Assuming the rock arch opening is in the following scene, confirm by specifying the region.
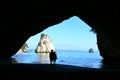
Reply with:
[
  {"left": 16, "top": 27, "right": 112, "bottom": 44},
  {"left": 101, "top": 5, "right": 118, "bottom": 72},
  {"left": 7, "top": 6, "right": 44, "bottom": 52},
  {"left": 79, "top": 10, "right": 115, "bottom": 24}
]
[{"left": 12, "top": 16, "right": 103, "bottom": 68}]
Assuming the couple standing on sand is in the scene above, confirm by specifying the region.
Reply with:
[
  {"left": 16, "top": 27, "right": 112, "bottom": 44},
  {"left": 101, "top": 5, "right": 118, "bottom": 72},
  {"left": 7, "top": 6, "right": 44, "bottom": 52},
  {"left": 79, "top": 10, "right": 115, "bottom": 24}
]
[{"left": 49, "top": 50, "right": 57, "bottom": 64}]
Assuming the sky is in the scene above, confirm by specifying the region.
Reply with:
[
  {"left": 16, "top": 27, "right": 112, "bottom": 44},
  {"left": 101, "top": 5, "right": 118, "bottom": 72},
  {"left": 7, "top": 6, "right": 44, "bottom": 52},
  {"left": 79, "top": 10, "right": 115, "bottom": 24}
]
[{"left": 25, "top": 16, "right": 99, "bottom": 51}]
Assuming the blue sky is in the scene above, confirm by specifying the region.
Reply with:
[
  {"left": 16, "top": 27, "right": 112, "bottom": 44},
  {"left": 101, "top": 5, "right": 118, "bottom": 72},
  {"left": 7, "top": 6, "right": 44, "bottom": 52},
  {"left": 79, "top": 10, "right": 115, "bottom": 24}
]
[{"left": 26, "top": 16, "right": 99, "bottom": 51}]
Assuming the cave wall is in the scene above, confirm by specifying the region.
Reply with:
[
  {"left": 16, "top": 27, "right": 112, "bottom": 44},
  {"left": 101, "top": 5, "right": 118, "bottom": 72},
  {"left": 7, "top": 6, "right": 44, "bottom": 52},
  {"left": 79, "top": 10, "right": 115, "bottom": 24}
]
[{"left": 0, "top": 0, "right": 120, "bottom": 60}]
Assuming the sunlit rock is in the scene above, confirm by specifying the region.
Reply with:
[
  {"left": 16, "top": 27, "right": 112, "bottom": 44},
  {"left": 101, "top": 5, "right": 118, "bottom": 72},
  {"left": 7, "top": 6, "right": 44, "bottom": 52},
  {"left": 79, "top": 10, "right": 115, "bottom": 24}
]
[
  {"left": 17, "top": 43, "right": 29, "bottom": 53},
  {"left": 35, "top": 34, "right": 55, "bottom": 53}
]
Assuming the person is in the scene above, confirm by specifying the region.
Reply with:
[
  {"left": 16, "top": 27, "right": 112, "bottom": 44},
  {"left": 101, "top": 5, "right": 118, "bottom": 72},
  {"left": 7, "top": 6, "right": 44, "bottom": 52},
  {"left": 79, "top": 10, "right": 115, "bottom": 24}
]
[{"left": 49, "top": 50, "right": 57, "bottom": 64}]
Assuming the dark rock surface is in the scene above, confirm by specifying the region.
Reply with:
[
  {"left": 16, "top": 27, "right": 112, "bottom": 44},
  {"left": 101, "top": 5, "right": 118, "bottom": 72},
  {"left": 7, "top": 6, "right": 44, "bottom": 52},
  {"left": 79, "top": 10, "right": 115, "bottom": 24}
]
[
  {"left": 0, "top": 1, "right": 119, "bottom": 60},
  {"left": 0, "top": 1, "right": 120, "bottom": 79}
]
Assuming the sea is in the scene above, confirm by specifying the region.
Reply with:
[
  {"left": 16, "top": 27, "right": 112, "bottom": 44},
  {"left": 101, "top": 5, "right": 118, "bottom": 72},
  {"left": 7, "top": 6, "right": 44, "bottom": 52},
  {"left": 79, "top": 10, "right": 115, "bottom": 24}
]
[{"left": 11, "top": 49, "right": 103, "bottom": 69}]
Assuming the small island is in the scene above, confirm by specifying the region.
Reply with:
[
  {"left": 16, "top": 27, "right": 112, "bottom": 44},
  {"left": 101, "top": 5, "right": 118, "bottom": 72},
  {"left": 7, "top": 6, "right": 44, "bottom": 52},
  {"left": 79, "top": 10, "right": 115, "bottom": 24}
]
[
  {"left": 89, "top": 48, "right": 94, "bottom": 53},
  {"left": 17, "top": 43, "right": 29, "bottom": 53}
]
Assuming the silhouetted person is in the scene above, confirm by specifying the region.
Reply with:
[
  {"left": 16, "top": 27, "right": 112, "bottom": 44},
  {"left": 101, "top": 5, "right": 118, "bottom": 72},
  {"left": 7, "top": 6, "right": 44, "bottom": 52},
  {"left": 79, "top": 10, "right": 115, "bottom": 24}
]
[{"left": 49, "top": 50, "right": 57, "bottom": 64}]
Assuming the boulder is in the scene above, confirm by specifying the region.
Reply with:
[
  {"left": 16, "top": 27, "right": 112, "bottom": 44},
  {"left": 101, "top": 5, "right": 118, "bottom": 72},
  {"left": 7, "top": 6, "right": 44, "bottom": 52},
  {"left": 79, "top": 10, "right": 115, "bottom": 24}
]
[{"left": 89, "top": 48, "right": 94, "bottom": 53}]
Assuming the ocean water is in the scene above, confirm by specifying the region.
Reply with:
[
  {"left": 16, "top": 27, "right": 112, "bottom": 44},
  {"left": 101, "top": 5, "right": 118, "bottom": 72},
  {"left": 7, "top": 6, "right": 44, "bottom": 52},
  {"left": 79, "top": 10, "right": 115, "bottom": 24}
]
[{"left": 12, "top": 49, "right": 103, "bottom": 69}]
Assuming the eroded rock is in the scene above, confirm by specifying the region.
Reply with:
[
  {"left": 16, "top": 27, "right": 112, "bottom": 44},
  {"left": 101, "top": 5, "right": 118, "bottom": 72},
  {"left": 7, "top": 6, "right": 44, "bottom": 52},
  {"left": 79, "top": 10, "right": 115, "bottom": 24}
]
[{"left": 35, "top": 34, "right": 55, "bottom": 53}]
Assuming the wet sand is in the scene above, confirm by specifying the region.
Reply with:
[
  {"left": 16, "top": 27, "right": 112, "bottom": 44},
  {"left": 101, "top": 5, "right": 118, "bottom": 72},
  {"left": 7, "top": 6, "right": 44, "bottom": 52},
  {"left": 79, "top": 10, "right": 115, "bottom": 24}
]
[
  {"left": 1, "top": 52, "right": 120, "bottom": 79},
  {"left": 0, "top": 59, "right": 120, "bottom": 79}
]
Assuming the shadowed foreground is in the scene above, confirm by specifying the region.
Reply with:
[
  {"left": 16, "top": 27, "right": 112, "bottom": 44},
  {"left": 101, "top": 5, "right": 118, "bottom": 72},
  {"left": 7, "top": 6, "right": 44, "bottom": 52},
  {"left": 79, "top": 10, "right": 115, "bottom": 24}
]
[{"left": 0, "top": 62, "right": 120, "bottom": 79}]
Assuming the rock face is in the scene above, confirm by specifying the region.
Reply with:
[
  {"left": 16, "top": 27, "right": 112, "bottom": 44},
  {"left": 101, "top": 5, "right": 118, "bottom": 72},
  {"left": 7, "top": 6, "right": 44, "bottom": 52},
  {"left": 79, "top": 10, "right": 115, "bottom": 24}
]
[
  {"left": 0, "top": 1, "right": 120, "bottom": 62},
  {"left": 35, "top": 34, "right": 55, "bottom": 53}
]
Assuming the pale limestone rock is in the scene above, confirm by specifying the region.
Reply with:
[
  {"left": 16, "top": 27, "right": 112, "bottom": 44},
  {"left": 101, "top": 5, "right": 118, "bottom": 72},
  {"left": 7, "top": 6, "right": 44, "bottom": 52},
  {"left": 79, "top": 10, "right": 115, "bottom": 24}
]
[{"left": 35, "top": 34, "right": 55, "bottom": 53}]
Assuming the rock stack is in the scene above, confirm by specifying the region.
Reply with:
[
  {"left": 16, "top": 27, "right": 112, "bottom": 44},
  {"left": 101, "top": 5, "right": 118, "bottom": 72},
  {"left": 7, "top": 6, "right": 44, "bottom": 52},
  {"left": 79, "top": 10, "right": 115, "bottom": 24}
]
[
  {"left": 89, "top": 48, "right": 94, "bottom": 53},
  {"left": 35, "top": 34, "right": 55, "bottom": 53}
]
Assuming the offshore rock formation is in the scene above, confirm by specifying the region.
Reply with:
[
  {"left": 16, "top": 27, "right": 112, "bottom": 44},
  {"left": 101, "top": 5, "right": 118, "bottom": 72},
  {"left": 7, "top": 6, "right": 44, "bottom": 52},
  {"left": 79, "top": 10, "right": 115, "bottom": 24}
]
[
  {"left": 18, "top": 43, "right": 29, "bottom": 53},
  {"left": 89, "top": 48, "right": 94, "bottom": 53},
  {"left": 35, "top": 34, "right": 55, "bottom": 53}
]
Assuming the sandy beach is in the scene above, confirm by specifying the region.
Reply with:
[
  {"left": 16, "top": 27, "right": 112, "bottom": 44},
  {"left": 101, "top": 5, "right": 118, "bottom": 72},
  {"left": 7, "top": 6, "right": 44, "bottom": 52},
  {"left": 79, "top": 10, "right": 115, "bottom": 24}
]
[
  {"left": 0, "top": 62, "right": 120, "bottom": 79},
  {"left": 3, "top": 51, "right": 119, "bottom": 79}
]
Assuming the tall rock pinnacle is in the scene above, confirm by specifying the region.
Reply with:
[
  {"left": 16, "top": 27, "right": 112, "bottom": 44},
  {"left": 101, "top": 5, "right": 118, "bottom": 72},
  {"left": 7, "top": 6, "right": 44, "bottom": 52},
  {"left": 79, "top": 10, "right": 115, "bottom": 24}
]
[{"left": 35, "top": 34, "right": 55, "bottom": 53}]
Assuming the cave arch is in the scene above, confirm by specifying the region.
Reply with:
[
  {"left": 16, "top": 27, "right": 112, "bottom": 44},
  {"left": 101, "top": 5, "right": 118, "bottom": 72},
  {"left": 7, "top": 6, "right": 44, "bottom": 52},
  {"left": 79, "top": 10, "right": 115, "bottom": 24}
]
[
  {"left": 0, "top": 1, "right": 120, "bottom": 62},
  {"left": 11, "top": 16, "right": 102, "bottom": 69}
]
